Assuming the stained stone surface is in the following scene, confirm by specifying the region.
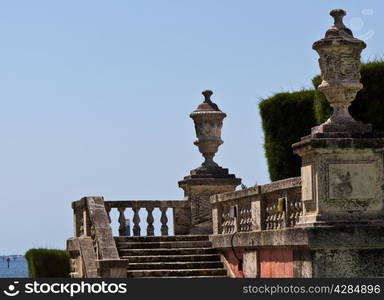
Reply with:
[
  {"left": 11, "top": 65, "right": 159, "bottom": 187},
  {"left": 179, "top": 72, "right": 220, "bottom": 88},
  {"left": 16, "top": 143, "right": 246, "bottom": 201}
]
[
  {"left": 179, "top": 177, "right": 240, "bottom": 234},
  {"left": 210, "top": 224, "right": 384, "bottom": 277},
  {"left": 243, "top": 251, "right": 258, "bottom": 278},
  {"left": 294, "top": 142, "right": 384, "bottom": 224},
  {"left": 313, "top": 249, "right": 384, "bottom": 278},
  {"left": 328, "top": 162, "right": 376, "bottom": 203},
  {"left": 301, "top": 165, "right": 313, "bottom": 202}
]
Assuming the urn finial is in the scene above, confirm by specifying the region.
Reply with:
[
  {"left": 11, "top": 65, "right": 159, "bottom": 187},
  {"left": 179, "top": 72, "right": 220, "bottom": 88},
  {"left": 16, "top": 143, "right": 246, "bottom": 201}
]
[
  {"left": 330, "top": 9, "right": 346, "bottom": 29},
  {"left": 190, "top": 90, "right": 226, "bottom": 170},
  {"left": 202, "top": 90, "right": 213, "bottom": 103},
  {"left": 311, "top": 9, "right": 371, "bottom": 136}
]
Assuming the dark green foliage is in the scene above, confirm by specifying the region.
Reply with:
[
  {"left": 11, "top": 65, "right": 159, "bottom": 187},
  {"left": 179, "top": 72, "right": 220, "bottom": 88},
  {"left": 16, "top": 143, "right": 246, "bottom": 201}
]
[
  {"left": 260, "top": 61, "right": 384, "bottom": 181},
  {"left": 312, "top": 75, "right": 331, "bottom": 125},
  {"left": 25, "top": 248, "right": 70, "bottom": 278},
  {"left": 312, "top": 61, "right": 384, "bottom": 135},
  {"left": 259, "top": 90, "right": 317, "bottom": 181}
]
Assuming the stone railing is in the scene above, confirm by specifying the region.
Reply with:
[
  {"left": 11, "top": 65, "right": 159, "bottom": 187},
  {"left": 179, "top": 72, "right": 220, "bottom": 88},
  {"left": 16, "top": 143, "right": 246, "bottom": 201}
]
[
  {"left": 104, "top": 200, "right": 191, "bottom": 236},
  {"left": 210, "top": 177, "right": 302, "bottom": 234},
  {"left": 67, "top": 197, "right": 129, "bottom": 278},
  {"left": 67, "top": 197, "right": 192, "bottom": 277}
]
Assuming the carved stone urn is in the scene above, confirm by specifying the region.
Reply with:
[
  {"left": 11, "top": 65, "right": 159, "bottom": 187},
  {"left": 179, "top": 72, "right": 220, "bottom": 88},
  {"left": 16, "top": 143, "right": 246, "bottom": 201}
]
[
  {"left": 312, "top": 9, "right": 371, "bottom": 135},
  {"left": 190, "top": 90, "right": 226, "bottom": 170},
  {"left": 293, "top": 9, "right": 384, "bottom": 227},
  {"left": 178, "top": 90, "right": 241, "bottom": 234}
]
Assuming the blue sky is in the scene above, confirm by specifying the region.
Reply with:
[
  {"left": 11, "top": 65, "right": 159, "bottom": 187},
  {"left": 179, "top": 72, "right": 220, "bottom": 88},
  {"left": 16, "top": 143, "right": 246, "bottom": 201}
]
[{"left": 0, "top": 0, "right": 383, "bottom": 255}]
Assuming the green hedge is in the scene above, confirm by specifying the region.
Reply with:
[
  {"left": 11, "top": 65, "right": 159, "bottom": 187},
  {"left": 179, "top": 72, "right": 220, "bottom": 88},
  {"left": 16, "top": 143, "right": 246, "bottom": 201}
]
[
  {"left": 259, "top": 90, "right": 317, "bottom": 181},
  {"left": 260, "top": 61, "right": 384, "bottom": 181},
  {"left": 313, "top": 61, "right": 384, "bottom": 135},
  {"left": 25, "top": 248, "right": 70, "bottom": 278}
]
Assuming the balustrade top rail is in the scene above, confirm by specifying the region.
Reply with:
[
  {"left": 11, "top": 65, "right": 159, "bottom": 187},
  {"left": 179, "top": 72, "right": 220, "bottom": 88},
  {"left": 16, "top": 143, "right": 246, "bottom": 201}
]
[
  {"left": 211, "top": 177, "right": 302, "bottom": 234},
  {"left": 211, "top": 177, "right": 301, "bottom": 205},
  {"left": 104, "top": 200, "right": 189, "bottom": 209}
]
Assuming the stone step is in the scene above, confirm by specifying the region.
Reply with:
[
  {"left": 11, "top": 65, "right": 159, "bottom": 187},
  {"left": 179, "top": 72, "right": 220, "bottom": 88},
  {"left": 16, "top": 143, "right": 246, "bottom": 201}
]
[
  {"left": 117, "top": 240, "right": 211, "bottom": 249},
  {"left": 128, "top": 261, "right": 224, "bottom": 270},
  {"left": 119, "top": 247, "right": 219, "bottom": 256},
  {"left": 123, "top": 254, "right": 221, "bottom": 263},
  {"left": 127, "top": 268, "right": 228, "bottom": 278},
  {"left": 115, "top": 235, "right": 209, "bottom": 242}
]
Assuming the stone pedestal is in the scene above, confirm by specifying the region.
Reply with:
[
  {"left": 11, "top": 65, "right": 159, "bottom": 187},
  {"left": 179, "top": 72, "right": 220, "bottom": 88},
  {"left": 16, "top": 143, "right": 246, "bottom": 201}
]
[
  {"left": 293, "top": 9, "right": 384, "bottom": 227},
  {"left": 293, "top": 136, "right": 384, "bottom": 226},
  {"left": 179, "top": 168, "right": 240, "bottom": 234}
]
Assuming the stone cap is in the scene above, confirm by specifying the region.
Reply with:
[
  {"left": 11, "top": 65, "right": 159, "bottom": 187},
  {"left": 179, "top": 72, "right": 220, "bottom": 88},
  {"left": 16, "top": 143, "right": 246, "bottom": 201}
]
[
  {"left": 190, "top": 165, "right": 235, "bottom": 177},
  {"left": 293, "top": 136, "right": 384, "bottom": 155},
  {"left": 310, "top": 122, "right": 372, "bottom": 138},
  {"left": 313, "top": 9, "right": 366, "bottom": 50},
  {"left": 210, "top": 177, "right": 301, "bottom": 205},
  {"left": 178, "top": 176, "right": 241, "bottom": 188}
]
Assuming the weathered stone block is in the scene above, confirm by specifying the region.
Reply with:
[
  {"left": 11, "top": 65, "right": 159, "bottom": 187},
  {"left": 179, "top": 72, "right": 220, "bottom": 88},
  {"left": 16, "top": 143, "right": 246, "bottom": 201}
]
[
  {"left": 313, "top": 249, "right": 384, "bottom": 277},
  {"left": 243, "top": 251, "right": 258, "bottom": 278},
  {"left": 294, "top": 142, "right": 384, "bottom": 225}
]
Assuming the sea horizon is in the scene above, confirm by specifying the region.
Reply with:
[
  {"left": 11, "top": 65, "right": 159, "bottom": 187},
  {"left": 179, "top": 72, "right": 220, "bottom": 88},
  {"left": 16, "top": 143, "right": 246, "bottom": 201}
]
[{"left": 0, "top": 255, "right": 28, "bottom": 278}]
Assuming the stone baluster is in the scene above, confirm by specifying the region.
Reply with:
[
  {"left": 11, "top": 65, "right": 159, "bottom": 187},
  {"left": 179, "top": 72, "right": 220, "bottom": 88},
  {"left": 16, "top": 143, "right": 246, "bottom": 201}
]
[
  {"left": 132, "top": 207, "right": 141, "bottom": 236},
  {"left": 118, "top": 207, "right": 127, "bottom": 236},
  {"left": 160, "top": 207, "right": 169, "bottom": 236},
  {"left": 211, "top": 202, "right": 223, "bottom": 235},
  {"left": 146, "top": 207, "right": 155, "bottom": 236}
]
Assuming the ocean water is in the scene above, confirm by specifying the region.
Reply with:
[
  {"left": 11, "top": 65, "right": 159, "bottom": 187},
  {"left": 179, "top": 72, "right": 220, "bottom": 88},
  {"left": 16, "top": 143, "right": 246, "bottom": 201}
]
[{"left": 0, "top": 256, "right": 28, "bottom": 278}]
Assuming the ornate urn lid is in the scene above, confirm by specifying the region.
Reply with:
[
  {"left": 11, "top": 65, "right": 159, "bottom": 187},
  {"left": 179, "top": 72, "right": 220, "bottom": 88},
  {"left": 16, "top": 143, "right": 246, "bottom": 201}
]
[
  {"left": 313, "top": 9, "right": 366, "bottom": 50},
  {"left": 190, "top": 90, "right": 226, "bottom": 121}
]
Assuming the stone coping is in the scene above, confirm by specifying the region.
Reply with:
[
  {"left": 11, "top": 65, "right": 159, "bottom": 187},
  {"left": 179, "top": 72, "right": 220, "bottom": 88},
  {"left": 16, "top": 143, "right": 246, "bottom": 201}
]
[
  {"left": 210, "top": 177, "right": 301, "bottom": 204},
  {"left": 210, "top": 225, "right": 384, "bottom": 250},
  {"left": 73, "top": 199, "right": 190, "bottom": 209},
  {"left": 292, "top": 136, "right": 384, "bottom": 153},
  {"left": 72, "top": 197, "right": 88, "bottom": 209},
  {"left": 105, "top": 200, "right": 189, "bottom": 208},
  {"left": 178, "top": 177, "right": 241, "bottom": 186},
  {"left": 210, "top": 228, "right": 309, "bottom": 249}
]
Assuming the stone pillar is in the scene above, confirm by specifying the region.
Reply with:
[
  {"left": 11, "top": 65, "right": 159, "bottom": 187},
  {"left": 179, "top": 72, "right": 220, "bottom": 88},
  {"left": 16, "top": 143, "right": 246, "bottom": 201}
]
[
  {"left": 179, "top": 90, "right": 241, "bottom": 234},
  {"left": 293, "top": 9, "right": 384, "bottom": 226}
]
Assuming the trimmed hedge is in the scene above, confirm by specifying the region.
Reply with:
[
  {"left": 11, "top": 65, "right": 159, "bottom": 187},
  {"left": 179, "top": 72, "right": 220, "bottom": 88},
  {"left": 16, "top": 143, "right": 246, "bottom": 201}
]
[
  {"left": 259, "top": 90, "right": 317, "bottom": 181},
  {"left": 312, "top": 75, "right": 331, "bottom": 125},
  {"left": 25, "top": 248, "right": 70, "bottom": 278},
  {"left": 313, "top": 61, "right": 384, "bottom": 135},
  {"left": 260, "top": 61, "right": 384, "bottom": 181}
]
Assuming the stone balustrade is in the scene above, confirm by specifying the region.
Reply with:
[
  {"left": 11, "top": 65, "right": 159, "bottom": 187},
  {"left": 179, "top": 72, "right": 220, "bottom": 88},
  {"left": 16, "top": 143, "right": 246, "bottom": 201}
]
[
  {"left": 68, "top": 197, "right": 191, "bottom": 277},
  {"left": 68, "top": 197, "right": 129, "bottom": 278},
  {"left": 104, "top": 200, "right": 191, "bottom": 236},
  {"left": 210, "top": 177, "right": 302, "bottom": 235}
]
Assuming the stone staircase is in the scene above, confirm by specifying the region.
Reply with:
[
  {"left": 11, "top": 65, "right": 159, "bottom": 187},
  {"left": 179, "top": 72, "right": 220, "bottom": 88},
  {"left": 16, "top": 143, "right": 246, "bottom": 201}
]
[{"left": 115, "top": 235, "right": 228, "bottom": 278}]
